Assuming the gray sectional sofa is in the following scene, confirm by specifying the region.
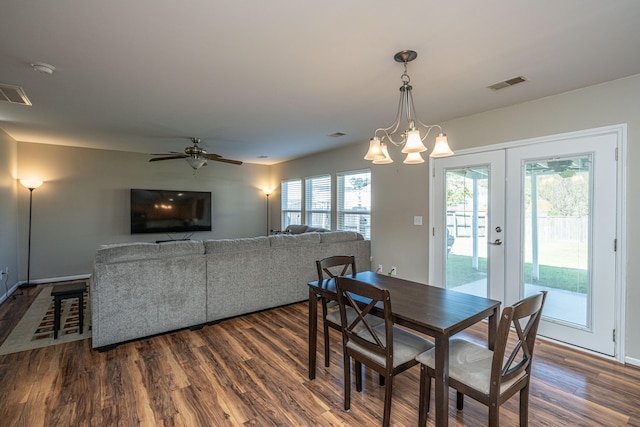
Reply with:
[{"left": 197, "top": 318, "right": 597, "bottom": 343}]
[{"left": 90, "top": 231, "right": 370, "bottom": 349}]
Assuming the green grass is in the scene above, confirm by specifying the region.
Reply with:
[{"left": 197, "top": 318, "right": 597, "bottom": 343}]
[{"left": 446, "top": 254, "right": 588, "bottom": 293}]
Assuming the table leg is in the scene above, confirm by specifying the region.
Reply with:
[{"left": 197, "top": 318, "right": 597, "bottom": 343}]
[
  {"left": 308, "top": 287, "right": 318, "bottom": 380},
  {"left": 78, "top": 293, "right": 84, "bottom": 334},
  {"left": 434, "top": 334, "right": 449, "bottom": 427},
  {"left": 488, "top": 306, "right": 498, "bottom": 350},
  {"left": 53, "top": 296, "right": 61, "bottom": 339}
]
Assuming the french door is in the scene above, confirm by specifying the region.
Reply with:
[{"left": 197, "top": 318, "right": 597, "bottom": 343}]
[{"left": 430, "top": 126, "right": 623, "bottom": 356}]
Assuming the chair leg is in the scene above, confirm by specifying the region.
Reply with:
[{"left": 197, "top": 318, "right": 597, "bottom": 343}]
[
  {"left": 520, "top": 384, "right": 530, "bottom": 426},
  {"left": 343, "top": 354, "right": 351, "bottom": 411},
  {"left": 456, "top": 391, "right": 464, "bottom": 411},
  {"left": 382, "top": 374, "right": 393, "bottom": 427},
  {"left": 418, "top": 364, "right": 431, "bottom": 427},
  {"left": 488, "top": 404, "right": 499, "bottom": 427},
  {"left": 355, "top": 360, "right": 363, "bottom": 392},
  {"left": 321, "top": 300, "right": 330, "bottom": 367}
]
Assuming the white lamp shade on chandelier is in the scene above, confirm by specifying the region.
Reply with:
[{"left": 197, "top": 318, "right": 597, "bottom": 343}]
[{"left": 364, "top": 50, "right": 454, "bottom": 164}]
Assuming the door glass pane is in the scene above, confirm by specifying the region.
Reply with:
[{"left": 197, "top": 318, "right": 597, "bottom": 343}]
[
  {"left": 445, "top": 167, "right": 489, "bottom": 297},
  {"left": 522, "top": 156, "right": 591, "bottom": 327}
]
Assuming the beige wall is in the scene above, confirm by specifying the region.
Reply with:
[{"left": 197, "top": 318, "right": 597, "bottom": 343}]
[
  {"left": 15, "top": 142, "right": 270, "bottom": 281},
  {"left": 273, "top": 74, "right": 640, "bottom": 360},
  {"left": 0, "top": 130, "right": 19, "bottom": 298}
]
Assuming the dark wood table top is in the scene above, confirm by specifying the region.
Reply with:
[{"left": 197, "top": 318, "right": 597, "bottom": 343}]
[{"left": 309, "top": 270, "right": 501, "bottom": 337}]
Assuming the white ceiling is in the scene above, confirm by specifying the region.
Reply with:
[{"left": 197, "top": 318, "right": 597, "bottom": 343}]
[{"left": 2, "top": 1, "right": 640, "bottom": 165}]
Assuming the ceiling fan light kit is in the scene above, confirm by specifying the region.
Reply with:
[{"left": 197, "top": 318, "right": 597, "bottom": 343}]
[{"left": 364, "top": 50, "right": 454, "bottom": 165}]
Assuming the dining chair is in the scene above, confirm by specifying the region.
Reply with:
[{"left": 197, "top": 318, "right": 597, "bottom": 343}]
[
  {"left": 416, "top": 291, "right": 547, "bottom": 427},
  {"left": 315, "top": 255, "right": 383, "bottom": 368},
  {"left": 336, "top": 276, "right": 435, "bottom": 427}
]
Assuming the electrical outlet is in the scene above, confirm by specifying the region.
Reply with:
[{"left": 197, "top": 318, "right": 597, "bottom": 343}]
[
  {"left": 390, "top": 266, "right": 397, "bottom": 276},
  {"left": 377, "top": 264, "right": 383, "bottom": 273}
]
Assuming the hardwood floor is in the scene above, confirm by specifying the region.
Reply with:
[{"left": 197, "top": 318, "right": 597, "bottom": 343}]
[{"left": 1, "top": 290, "right": 640, "bottom": 426}]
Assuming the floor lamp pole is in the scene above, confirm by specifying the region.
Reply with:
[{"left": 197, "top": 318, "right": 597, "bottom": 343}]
[
  {"left": 26, "top": 188, "right": 34, "bottom": 287},
  {"left": 266, "top": 193, "right": 270, "bottom": 235},
  {"left": 19, "top": 179, "right": 42, "bottom": 289}
]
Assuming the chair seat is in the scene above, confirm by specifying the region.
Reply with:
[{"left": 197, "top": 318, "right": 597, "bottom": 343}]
[
  {"left": 415, "top": 338, "right": 526, "bottom": 395},
  {"left": 348, "top": 324, "right": 434, "bottom": 367},
  {"left": 325, "top": 306, "right": 384, "bottom": 332}
]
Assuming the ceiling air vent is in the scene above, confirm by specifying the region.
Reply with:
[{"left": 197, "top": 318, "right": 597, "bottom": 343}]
[
  {"left": 488, "top": 76, "right": 527, "bottom": 91},
  {"left": 0, "top": 83, "right": 32, "bottom": 106}
]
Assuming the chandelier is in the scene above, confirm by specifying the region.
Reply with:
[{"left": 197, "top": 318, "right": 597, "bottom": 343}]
[{"left": 364, "top": 50, "right": 454, "bottom": 164}]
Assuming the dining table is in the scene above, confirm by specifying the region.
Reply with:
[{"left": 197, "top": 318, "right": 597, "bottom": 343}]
[{"left": 307, "top": 270, "right": 501, "bottom": 427}]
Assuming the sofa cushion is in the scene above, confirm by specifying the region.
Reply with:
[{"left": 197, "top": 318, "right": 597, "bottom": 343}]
[
  {"left": 95, "top": 241, "right": 204, "bottom": 263},
  {"left": 204, "top": 236, "right": 270, "bottom": 254},
  {"left": 319, "top": 231, "right": 362, "bottom": 243},
  {"left": 284, "top": 224, "right": 308, "bottom": 234},
  {"left": 95, "top": 242, "right": 159, "bottom": 263},
  {"left": 269, "top": 232, "right": 321, "bottom": 247}
]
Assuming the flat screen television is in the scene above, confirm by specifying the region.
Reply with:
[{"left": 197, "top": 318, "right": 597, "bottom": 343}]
[{"left": 130, "top": 189, "right": 212, "bottom": 234}]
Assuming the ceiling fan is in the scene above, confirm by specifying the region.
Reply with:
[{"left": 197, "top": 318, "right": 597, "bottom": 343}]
[{"left": 149, "top": 137, "right": 243, "bottom": 170}]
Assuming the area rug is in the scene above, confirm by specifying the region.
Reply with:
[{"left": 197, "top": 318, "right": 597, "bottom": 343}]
[{"left": 0, "top": 281, "right": 91, "bottom": 355}]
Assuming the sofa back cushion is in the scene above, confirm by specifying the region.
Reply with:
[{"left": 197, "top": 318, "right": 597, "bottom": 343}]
[
  {"left": 204, "top": 236, "right": 270, "bottom": 254},
  {"left": 269, "top": 232, "right": 321, "bottom": 248},
  {"left": 95, "top": 240, "right": 204, "bottom": 264}
]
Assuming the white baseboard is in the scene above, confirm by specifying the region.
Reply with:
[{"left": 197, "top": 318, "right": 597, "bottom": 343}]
[
  {"left": 2, "top": 274, "right": 92, "bottom": 304},
  {"left": 624, "top": 356, "right": 640, "bottom": 367},
  {"left": 17, "top": 274, "right": 92, "bottom": 287}
]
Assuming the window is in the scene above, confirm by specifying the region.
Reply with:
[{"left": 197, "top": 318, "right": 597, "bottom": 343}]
[
  {"left": 305, "top": 175, "right": 331, "bottom": 229},
  {"left": 337, "top": 170, "right": 371, "bottom": 239},
  {"left": 281, "top": 179, "right": 302, "bottom": 229}
]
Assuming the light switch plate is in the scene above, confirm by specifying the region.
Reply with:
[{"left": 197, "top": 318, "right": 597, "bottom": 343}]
[{"left": 414, "top": 215, "right": 423, "bottom": 226}]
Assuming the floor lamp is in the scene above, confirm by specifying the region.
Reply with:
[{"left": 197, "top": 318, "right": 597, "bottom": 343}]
[
  {"left": 19, "top": 179, "right": 43, "bottom": 289},
  {"left": 263, "top": 189, "right": 271, "bottom": 235}
]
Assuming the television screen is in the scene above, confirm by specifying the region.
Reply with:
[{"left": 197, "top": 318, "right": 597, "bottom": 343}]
[{"left": 130, "top": 189, "right": 212, "bottom": 234}]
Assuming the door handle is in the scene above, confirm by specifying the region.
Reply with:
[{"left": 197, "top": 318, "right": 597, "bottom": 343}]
[{"left": 489, "top": 239, "right": 502, "bottom": 246}]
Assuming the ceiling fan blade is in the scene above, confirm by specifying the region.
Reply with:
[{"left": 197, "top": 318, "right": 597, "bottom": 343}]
[
  {"left": 202, "top": 153, "right": 243, "bottom": 165},
  {"left": 149, "top": 155, "right": 188, "bottom": 162}
]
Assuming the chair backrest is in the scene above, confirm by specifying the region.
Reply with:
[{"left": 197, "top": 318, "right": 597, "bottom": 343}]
[
  {"left": 335, "top": 276, "right": 393, "bottom": 365},
  {"left": 316, "top": 255, "right": 357, "bottom": 286},
  {"left": 491, "top": 291, "right": 547, "bottom": 388}
]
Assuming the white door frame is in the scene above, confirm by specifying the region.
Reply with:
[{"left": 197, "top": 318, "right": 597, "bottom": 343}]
[{"left": 429, "top": 124, "right": 626, "bottom": 362}]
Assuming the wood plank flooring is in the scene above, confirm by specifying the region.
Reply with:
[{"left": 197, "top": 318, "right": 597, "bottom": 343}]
[{"left": 2, "top": 287, "right": 640, "bottom": 426}]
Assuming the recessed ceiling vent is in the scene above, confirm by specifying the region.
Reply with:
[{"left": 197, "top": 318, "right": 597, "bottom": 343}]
[
  {"left": 488, "top": 76, "right": 527, "bottom": 91},
  {"left": 0, "top": 83, "right": 32, "bottom": 106}
]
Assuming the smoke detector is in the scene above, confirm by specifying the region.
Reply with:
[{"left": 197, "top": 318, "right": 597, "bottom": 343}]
[{"left": 31, "top": 62, "right": 56, "bottom": 75}]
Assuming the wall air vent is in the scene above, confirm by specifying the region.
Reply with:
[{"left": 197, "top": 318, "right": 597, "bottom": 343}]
[
  {"left": 488, "top": 76, "right": 527, "bottom": 91},
  {"left": 0, "top": 83, "right": 32, "bottom": 106}
]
